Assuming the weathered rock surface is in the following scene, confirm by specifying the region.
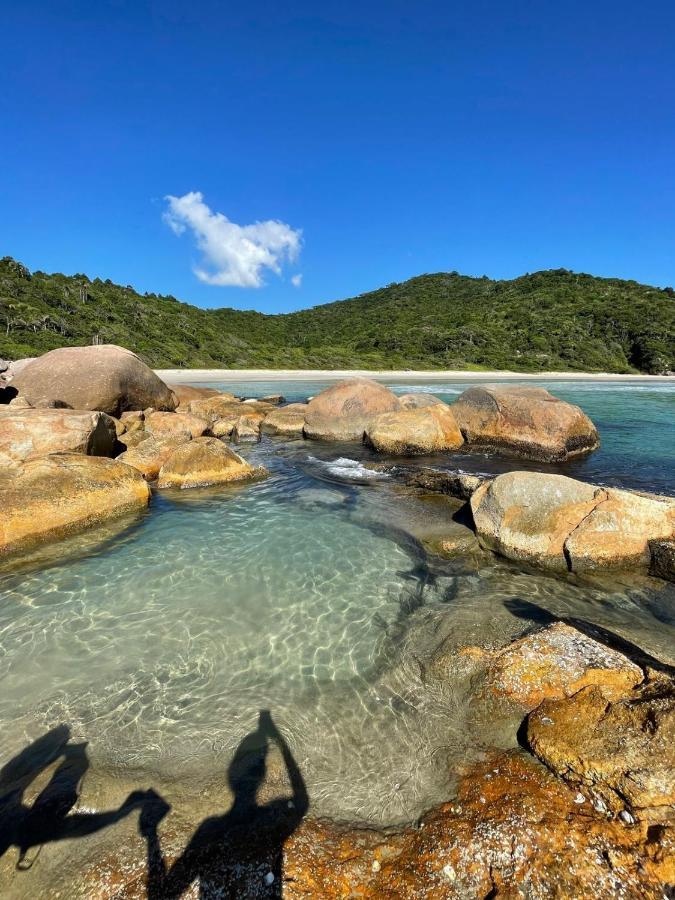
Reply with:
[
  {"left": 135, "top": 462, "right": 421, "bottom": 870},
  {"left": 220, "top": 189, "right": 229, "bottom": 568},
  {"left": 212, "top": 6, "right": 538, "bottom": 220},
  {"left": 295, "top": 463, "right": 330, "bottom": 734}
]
[
  {"left": 231, "top": 415, "right": 262, "bottom": 443},
  {"left": 471, "top": 471, "right": 675, "bottom": 572},
  {"left": 0, "top": 408, "right": 118, "bottom": 466},
  {"left": 116, "top": 435, "right": 188, "bottom": 481},
  {"left": 365, "top": 404, "right": 464, "bottom": 454},
  {"left": 0, "top": 454, "right": 150, "bottom": 556},
  {"left": 12, "top": 345, "right": 177, "bottom": 415},
  {"left": 650, "top": 538, "right": 675, "bottom": 582},
  {"left": 260, "top": 394, "right": 285, "bottom": 405},
  {"left": 89, "top": 752, "right": 673, "bottom": 899},
  {"left": 145, "top": 410, "right": 209, "bottom": 442},
  {"left": 453, "top": 384, "right": 599, "bottom": 461},
  {"left": 187, "top": 395, "right": 244, "bottom": 424},
  {"left": 485, "top": 622, "right": 643, "bottom": 709},
  {"left": 397, "top": 392, "right": 445, "bottom": 409},
  {"left": 304, "top": 378, "right": 400, "bottom": 441},
  {"left": 167, "top": 383, "right": 220, "bottom": 409},
  {"left": 261, "top": 403, "right": 308, "bottom": 436},
  {"left": 157, "top": 437, "right": 267, "bottom": 489},
  {"left": 528, "top": 684, "right": 675, "bottom": 819},
  {"left": 404, "top": 468, "right": 484, "bottom": 500}
]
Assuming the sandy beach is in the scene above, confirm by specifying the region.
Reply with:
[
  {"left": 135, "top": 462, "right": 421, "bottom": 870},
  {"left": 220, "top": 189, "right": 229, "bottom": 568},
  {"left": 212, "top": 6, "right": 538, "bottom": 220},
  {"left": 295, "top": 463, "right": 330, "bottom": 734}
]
[{"left": 157, "top": 368, "right": 675, "bottom": 384}]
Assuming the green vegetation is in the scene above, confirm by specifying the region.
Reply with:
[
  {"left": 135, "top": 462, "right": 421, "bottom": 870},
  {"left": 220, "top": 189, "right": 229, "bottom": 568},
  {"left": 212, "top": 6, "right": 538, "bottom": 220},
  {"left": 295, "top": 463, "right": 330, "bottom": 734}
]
[{"left": 1, "top": 257, "right": 673, "bottom": 373}]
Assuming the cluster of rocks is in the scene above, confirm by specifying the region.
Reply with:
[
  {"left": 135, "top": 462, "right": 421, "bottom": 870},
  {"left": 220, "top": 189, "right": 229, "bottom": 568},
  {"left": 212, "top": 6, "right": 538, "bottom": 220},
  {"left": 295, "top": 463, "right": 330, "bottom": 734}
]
[{"left": 0, "top": 345, "right": 268, "bottom": 557}]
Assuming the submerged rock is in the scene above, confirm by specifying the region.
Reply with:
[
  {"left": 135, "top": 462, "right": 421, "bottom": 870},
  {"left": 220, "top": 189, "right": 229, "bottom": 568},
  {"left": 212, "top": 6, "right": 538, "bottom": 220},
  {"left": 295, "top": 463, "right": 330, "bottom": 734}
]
[
  {"left": 452, "top": 384, "right": 599, "bottom": 462},
  {"left": 528, "top": 684, "right": 675, "bottom": 819},
  {"left": 365, "top": 404, "right": 464, "bottom": 454},
  {"left": 0, "top": 408, "right": 118, "bottom": 466},
  {"left": 304, "top": 378, "right": 400, "bottom": 441},
  {"left": 471, "top": 471, "right": 675, "bottom": 573},
  {"left": 485, "top": 622, "right": 643, "bottom": 709},
  {"left": 157, "top": 437, "right": 267, "bottom": 489},
  {"left": 12, "top": 345, "right": 177, "bottom": 416},
  {"left": 0, "top": 454, "right": 150, "bottom": 556},
  {"left": 261, "top": 403, "right": 308, "bottom": 437}
]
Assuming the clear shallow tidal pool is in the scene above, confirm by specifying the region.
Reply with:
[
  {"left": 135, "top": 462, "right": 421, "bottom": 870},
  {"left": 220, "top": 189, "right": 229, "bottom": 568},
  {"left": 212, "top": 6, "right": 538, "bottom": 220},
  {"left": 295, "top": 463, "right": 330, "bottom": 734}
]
[{"left": 0, "top": 378, "right": 674, "bottom": 827}]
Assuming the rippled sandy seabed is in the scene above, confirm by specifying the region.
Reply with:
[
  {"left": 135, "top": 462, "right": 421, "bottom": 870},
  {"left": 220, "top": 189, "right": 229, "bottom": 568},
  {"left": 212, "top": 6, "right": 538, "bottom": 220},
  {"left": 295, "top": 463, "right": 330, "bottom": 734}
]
[{"left": 0, "top": 379, "right": 674, "bottom": 894}]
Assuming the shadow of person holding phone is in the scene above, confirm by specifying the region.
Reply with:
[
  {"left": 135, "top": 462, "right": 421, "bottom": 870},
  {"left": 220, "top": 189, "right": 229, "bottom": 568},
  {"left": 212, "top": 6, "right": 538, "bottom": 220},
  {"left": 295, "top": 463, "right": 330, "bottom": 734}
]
[{"left": 140, "top": 710, "right": 309, "bottom": 898}]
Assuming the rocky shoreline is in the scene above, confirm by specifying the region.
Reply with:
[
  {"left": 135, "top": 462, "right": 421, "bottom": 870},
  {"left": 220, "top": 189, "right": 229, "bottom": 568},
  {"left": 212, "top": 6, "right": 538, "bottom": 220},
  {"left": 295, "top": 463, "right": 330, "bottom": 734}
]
[{"left": 0, "top": 344, "right": 673, "bottom": 897}]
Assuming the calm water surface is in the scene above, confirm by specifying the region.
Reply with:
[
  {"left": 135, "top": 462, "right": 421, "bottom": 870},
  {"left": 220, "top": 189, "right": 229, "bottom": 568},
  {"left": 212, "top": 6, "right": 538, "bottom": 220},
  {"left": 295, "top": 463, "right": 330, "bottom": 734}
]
[{"left": 0, "top": 378, "right": 673, "bottom": 827}]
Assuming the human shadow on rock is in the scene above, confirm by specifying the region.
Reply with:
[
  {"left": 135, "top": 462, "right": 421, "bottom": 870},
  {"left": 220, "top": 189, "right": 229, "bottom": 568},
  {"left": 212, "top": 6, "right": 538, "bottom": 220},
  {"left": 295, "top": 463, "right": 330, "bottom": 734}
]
[
  {"left": 140, "top": 709, "right": 309, "bottom": 899},
  {"left": 0, "top": 724, "right": 145, "bottom": 869}
]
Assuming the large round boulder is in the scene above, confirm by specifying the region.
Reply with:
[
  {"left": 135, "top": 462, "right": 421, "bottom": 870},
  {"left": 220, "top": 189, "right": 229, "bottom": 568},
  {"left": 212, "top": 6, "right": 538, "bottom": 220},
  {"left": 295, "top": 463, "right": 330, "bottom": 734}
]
[
  {"left": 0, "top": 454, "right": 150, "bottom": 556},
  {"left": 303, "top": 378, "right": 400, "bottom": 441},
  {"left": 471, "top": 472, "right": 675, "bottom": 573},
  {"left": 0, "top": 408, "right": 118, "bottom": 466},
  {"left": 452, "top": 385, "right": 599, "bottom": 462},
  {"left": 145, "top": 410, "right": 209, "bottom": 442},
  {"left": 157, "top": 437, "right": 267, "bottom": 489},
  {"left": 397, "top": 392, "right": 445, "bottom": 409},
  {"left": 116, "top": 435, "right": 189, "bottom": 481},
  {"left": 365, "top": 404, "right": 464, "bottom": 454},
  {"left": 12, "top": 345, "right": 177, "bottom": 416}
]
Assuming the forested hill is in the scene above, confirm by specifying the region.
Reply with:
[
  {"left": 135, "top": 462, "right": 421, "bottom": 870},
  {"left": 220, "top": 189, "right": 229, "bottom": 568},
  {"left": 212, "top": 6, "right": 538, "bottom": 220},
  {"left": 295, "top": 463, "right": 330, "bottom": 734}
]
[{"left": 1, "top": 256, "right": 673, "bottom": 373}]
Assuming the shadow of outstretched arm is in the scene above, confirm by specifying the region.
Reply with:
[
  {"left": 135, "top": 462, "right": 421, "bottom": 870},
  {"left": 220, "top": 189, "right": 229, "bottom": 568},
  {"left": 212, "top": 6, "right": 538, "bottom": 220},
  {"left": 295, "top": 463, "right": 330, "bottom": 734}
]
[{"left": 259, "top": 710, "right": 309, "bottom": 818}]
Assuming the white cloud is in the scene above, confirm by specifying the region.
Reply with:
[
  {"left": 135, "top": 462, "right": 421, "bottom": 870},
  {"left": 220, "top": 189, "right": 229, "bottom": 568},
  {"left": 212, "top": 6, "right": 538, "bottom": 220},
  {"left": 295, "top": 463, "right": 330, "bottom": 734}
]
[
  {"left": 291, "top": 273, "right": 303, "bottom": 288},
  {"left": 163, "top": 191, "right": 302, "bottom": 288}
]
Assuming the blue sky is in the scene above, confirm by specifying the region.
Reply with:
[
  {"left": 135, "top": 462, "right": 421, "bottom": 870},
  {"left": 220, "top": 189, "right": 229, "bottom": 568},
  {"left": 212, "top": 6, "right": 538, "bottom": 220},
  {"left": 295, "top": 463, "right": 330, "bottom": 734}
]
[{"left": 2, "top": 0, "right": 674, "bottom": 312}]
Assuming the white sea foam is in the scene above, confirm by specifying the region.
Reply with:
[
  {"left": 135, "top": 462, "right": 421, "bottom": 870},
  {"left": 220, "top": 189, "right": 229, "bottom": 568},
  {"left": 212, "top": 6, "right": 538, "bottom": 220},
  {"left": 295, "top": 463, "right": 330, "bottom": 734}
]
[{"left": 307, "top": 456, "right": 391, "bottom": 481}]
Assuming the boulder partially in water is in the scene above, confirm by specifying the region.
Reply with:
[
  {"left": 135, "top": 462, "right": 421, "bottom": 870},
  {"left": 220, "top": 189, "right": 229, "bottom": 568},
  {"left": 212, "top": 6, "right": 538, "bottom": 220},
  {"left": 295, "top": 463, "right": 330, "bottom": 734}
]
[
  {"left": 365, "top": 404, "right": 464, "bottom": 454},
  {"left": 157, "top": 437, "right": 267, "bottom": 489},
  {"left": 0, "top": 408, "right": 118, "bottom": 466},
  {"left": 452, "top": 385, "right": 599, "bottom": 461},
  {"left": 261, "top": 403, "right": 309, "bottom": 436},
  {"left": 528, "top": 684, "right": 675, "bottom": 819},
  {"left": 0, "top": 454, "right": 150, "bottom": 556},
  {"left": 485, "top": 622, "right": 643, "bottom": 709},
  {"left": 650, "top": 538, "right": 675, "bottom": 583},
  {"left": 116, "top": 434, "right": 189, "bottom": 481},
  {"left": 304, "top": 378, "right": 400, "bottom": 441},
  {"left": 471, "top": 471, "right": 675, "bottom": 573},
  {"left": 12, "top": 345, "right": 177, "bottom": 415}
]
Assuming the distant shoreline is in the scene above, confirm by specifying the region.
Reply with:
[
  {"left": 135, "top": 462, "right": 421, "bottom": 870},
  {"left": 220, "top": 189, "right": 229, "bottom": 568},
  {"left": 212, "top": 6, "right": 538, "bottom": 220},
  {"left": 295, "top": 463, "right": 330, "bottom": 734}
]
[{"left": 157, "top": 368, "right": 674, "bottom": 384}]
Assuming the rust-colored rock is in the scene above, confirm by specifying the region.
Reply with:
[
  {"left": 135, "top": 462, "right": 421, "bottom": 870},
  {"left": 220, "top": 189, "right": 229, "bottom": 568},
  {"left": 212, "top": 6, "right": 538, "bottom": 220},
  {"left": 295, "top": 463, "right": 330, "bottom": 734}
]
[
  {"left": 157, "top": 437, "right": 267, "bottom": 489},
  {"left": 0, "top": 454, "right": 150, "bottom": 556},
  {"left": 304, "top": 378, "right": 400, "bottom": 441},
  {"left": 187, "top": 395, "right": 244, "bottom": 424},
  {"left": 485, "top": 622, "right": 643, "bottom": 709},
  {"left": 12, "top": 345, "right": 177, "bottom": 415},
  {"left": 145, "top": 410, "right": 209, "bottom": 442},
  {"left": 261, "top": 403, "right": 308, "bottom": 437},
  {"left": 231, "top": 415, "right": 262, "bottom": 443},
  {"left": 116, "top": 435, "right": 188, "bottom": 481},
  {"left": 453, "top": 384, "right": 599, "bottom": 461},
  {"left": 365, "top": 403, "right": 464, "bottom": 454},
  {"left": 0, "top": 408, "right": 118, "bottom": 466},
  {"left": 528, "top": 684, "right": 675, "bottom": 819}
]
